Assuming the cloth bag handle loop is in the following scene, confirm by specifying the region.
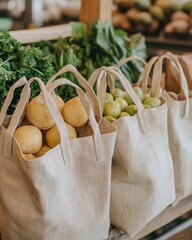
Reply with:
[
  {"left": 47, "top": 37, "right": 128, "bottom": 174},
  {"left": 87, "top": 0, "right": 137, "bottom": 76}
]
[
  {"left": 116, "top": 55, "right": 147, "bottom": 68},
  {"left": 46, "top": 77, "right": 104, "bottom": 163},
  {"left": 151, "top": 52, "right": 189, "bottom": 117},
  {"left": 139, "top": 56, "right": 159, "bottom": 93},
  {"left": 0, "top": 77, "right": 27, "bottom": 127},
  {"left": 46, "top": 64, "right": 102, "bottom": 124}
]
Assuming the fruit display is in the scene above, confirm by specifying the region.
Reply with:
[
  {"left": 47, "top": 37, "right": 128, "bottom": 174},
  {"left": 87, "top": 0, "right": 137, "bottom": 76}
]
[
  {"left": 113, "top": 0, "right": 192, "bottom": 37},
  {"left": 102, "top": 86, "right": 162, "bottom": 122},
  {"left": 13, "top": 94, "right": 89, "bottom": 160}
]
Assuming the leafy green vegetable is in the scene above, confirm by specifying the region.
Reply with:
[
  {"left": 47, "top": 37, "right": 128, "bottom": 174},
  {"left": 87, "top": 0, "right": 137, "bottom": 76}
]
[
  {"left": 35, "top": 21, "right": 147, "bottom": 101},
  {"left": 0, "top": 32, "right": 55, "bottom": 113},
  {"left": 0, "top": 21, "right": 147, "bottom": 113}
]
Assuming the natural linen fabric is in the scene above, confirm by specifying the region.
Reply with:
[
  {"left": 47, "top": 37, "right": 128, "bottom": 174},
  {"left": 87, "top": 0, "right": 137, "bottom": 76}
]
[
  {"left": 88, "top": 66, "right": 175, "bottom": 237},
  {"left": 0, "top": 74, "right": 117, "bottom": 240},
  {"left": 151, "top": 52, "right": 192, "bottom": 205}
]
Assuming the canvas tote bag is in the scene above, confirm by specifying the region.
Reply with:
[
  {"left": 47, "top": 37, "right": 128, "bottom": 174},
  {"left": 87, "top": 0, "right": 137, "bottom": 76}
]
[
  {"left": 0, "top": 76, "right": 27, "bottom": 240},
  {"left": 0, "top": 74, "right": 117, "bottom": 240},
  {"left": 88, "top": 65, "right": 175, "bottom": 237},
  {"left": 151, "top": 52, "right": 192, "bottom": 205}
]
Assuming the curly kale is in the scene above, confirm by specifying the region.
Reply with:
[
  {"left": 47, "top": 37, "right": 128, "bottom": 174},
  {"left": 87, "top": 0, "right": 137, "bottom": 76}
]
[{"left": 0, "top": 32, "right": 55, "bottom": 113}]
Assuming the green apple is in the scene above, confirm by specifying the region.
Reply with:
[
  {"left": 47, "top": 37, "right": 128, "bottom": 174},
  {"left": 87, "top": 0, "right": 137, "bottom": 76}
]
[
  {"left": 124, "top": 93, "right": 134, "bottom": 105},
  {"left": 119, "top": 112, "right": 130, "bottom": 118},
  {"left": 112, "top": 88, "right": 124, "bottom": 99},
  {"left": 125, "top": 105, "right": 137, "bottom": 116},
  {"left": 103, "top": 101, "right": 121, "bottom": 118},
  {"left": 105, "top": 93, "right": 114, "bottom": 103},
  {"left": 143, "top": 104, "right": 151, "bottom": 109},
  {"left": 133, "top": 86, "right": 144, "bottom": 101},
  {"left": 103, "top": 116, "right": 116, "bottom": 123},
  {"left": 143, "top": 97, "right": 161, "bottom": 108},
  {"left": 115, "top": 98, "right": 128, "bottom": 111},
  {"left": 142, "top": 93, "right": 150, "bottom": 102}
]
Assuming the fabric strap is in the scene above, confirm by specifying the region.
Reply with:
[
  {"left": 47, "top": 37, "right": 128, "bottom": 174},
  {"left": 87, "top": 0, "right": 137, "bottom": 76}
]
[
  {"left": 151, "top": 52, "right": 189, "bottom": 117},
  {"left": 46, "top": 64, "right": 102, "bottom": 124},
  {"left": 0, "top": 77, "right": 27, "bottom": 126}
]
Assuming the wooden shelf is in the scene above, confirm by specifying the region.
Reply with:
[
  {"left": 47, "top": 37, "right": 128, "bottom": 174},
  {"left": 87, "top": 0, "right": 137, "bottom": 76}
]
[
  {"left": 10, "top": 23, "right": 72, "bottom": 44},
  {"left": 146, "top": 36, "right": 192, "bottom": 57},
  {"left": 107, "top": 195, "right": 192, "bottom": 240}
]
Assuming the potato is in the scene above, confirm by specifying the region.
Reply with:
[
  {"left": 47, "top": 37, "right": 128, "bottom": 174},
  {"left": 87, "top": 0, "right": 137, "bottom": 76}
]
[
  {"left": 35, "top": 144, "right": 51, "bottom": 157},
  {"left": 126, "top": 8, "right": 140, "bottom": 22},
  {"left": 26, "top": 94, "right": 64, "bottom": 130},
  {"left": 62, "top": 97, "right": 88, "bottom": 128},
  {"left": 113, "top": 12, "right": 127, "bottom": 27},
  {"left": 75, "top": 122, "right": 94, "bottom": 138},
  {"left": 45, "top": 123, "right": 77, "bottom": 148},
  {"left": 14, "top": 125, "right": 42, "bottom": 154},
  {"left": 168, "top": 92, "right": 178, "bottom": 100},
  {"left": 172, "top": 19, "right": 190, "bottom": 34},
  {"left": 164, "top": 22, "right": 175, "bottom": 33},
  {"left": 171, "top": 11, "right": 189, "bottom": 21},
  {"left": 23, "top": 153, "right": 36, "bottom": 160}
]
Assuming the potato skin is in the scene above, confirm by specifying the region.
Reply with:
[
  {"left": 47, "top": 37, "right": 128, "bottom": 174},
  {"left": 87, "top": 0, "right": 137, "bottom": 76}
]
[
  {"left": 62, "top": 97, "right": 88, "bottom": 128},
  {"left": 14, "top": 125, "right": 42, "bottom": 154}
]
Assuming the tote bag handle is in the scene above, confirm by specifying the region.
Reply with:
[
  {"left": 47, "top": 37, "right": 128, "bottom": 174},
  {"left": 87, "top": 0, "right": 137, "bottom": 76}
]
[
  {"left": 88, "top": 56, "right": 147, "bottom": 110},
  {"left": 151, "top": 52, "right": 189, "bottom": 117},
  {"left": 46, "top": 64, "right": 102, "bottom": 124},
  {"left": 0, "top": 77, "right": 27, "bottom": 127}
]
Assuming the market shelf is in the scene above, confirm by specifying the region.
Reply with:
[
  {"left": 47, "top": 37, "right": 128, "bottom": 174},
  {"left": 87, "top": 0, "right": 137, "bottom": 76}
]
[
  {"left": 10, "top": 23, "right": 72, "bottom": 44},
  {"left": 146, "top": 35, "right": 192, "bottom": 58}
]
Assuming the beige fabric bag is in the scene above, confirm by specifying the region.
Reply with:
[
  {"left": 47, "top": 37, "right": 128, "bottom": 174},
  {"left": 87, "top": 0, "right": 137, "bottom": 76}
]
[
  {"left": 0, "top": 71, "right": 117, "bottom": 240},
  {"left": 88, "top": 65, "right": 175, "bottom": 237},
  {"left": 151, "top": 52, "right": 192, "bottom": 205}
]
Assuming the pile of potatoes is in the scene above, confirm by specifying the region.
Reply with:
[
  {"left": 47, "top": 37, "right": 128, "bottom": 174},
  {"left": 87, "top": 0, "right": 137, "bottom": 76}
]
[
  {"left": 14, "top": 94, "right": 91, "bottom": 160},
  {"left": 113, "top": 0, "right": 192, "bottom": 36},
  {"left": 164, "top": 10, "right": 192, "bottom": 35}
]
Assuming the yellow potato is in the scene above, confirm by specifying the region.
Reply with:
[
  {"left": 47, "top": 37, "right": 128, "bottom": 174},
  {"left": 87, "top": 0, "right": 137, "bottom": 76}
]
[
  {"left": 45, "top": 123, "right": 77, "bottom": 148},
  {"left": 26, "top": 94, "right": 64, "bottom": 130},
  {"left": 14, "top": 125, "right": 42, "bottom": 154},
  {"left": 62, "top": 97, "right": 88, "bottom": 128},
  {"left": 35, "top": 144, "right": 51, "bottom": 157}
]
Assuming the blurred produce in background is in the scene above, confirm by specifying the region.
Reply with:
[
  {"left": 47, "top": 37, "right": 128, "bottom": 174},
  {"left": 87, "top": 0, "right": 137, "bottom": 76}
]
[
  {"left": 0, "top": 0, "right": 80, "bottom": 30},
  {"left": 112, "top": 0, "right": 192, "bottom": 38}
]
